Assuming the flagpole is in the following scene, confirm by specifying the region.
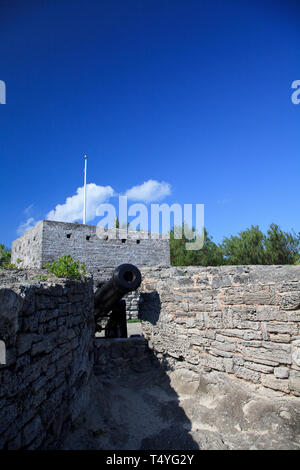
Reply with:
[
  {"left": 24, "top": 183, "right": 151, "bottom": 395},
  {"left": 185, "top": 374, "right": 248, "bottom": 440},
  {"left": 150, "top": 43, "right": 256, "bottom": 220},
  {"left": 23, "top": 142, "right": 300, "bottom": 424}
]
[{"left": 83, "top": 155, "right": 88, "bottom": 224}]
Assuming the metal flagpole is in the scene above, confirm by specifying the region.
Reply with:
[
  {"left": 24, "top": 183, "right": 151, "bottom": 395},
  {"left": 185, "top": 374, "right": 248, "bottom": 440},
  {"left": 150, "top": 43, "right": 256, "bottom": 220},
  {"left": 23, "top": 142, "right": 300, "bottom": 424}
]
[{"left": 83, "top": 155, "right": 88, "bottom": 224}]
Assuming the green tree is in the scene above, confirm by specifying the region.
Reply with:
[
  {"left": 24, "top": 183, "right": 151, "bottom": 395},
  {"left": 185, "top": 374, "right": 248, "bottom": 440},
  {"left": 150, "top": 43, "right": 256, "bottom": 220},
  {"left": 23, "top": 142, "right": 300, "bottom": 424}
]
[
  {"left": 222, "top": 224, "right": 300, "bottom": 265},
  {"left": 170, "top": 226, "right": 223, "bottom": 266},
  {"left": 170, "top": 223, "right": 300, "bottom": 266},
  {"left": 0, "top": 244, "right": 11, "bottom": 267},
  {"left": 264, "top": 223, "right": 300, "bottom": 265},
  {"left": 222, "top": 225, "right": 266, "bottom": 265},
  {"left": 196, "top": 230, "right": 224, "bottom": 266}
]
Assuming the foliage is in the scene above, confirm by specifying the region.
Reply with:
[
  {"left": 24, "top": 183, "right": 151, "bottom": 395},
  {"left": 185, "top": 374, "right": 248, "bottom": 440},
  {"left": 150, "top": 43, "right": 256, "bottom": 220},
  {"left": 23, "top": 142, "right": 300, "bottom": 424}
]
[
  {"left": 0, "top": 244, "right": 11, "bottom": 267},
  {"left": 3, "top": 263, "right": 20, "bottom": 270},
  {"left": 222, "top": 225, "right": 266, "bottom": 265},
  {"left": 222, "top": 224, "right": 300, "bottom": 265},
  {"left": 45, "top": 255, "right": 87, "bottom": 280},
  {"left": 170, "top": 224, "right": 300, "bottom": 266},
  {"left": 33, "top": 275, "right": 49, "bottom": 281},
  {"left": 170, "top": 226, "right": 224, "bottom": 266},
  {"left": 264, "top": 224, "right": 300, "bottom": 265}
]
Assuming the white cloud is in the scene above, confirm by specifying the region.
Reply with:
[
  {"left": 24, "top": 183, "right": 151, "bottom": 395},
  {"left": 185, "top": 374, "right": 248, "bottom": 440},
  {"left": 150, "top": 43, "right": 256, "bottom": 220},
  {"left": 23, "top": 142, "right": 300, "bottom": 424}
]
[
  {"left": 24, "top": 204, "right": 34, "bottom": 216},
  {"left": 16, "top": 179, "right": 172, "bottom": 236},
  {"left": 46, "top": 183, "right": 115, "bottom": 223},
  {"left": 125, "top": 179, "right": 171, "bottom": 203},
  {"left": 17, "top": 217, "right": 39, "bottom": 236}
]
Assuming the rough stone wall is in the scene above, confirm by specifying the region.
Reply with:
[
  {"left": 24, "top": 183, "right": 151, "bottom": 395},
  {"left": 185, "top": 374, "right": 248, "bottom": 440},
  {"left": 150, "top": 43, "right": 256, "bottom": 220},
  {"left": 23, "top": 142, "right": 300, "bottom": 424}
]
[
  {"left": 94, "top": 336, "right": 149, "bottom": 377},
  {"left": 11, "top": 221, "right": 44, "bottom": 268},
  {"left": 125, "top": 291, "right": 140, "bottom": 320},
  {"left": 139, "top": 265, "right": 300, "bottom": 397},
  {"left": 2, "top": 264, "right": 300, "bottom": 449},
  {"left": 12, "top": 220, "right": 170, "bottom": 273},
  {"left": 0, "top": 270, "right": 95, "bottom": 449}
]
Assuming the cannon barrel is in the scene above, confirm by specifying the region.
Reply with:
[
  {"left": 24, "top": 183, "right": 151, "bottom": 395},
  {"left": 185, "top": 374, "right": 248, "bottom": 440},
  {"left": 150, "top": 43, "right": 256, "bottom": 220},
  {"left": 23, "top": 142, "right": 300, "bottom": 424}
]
[{"left": 94, "top": 263, "right": 142, "bottom": 322}]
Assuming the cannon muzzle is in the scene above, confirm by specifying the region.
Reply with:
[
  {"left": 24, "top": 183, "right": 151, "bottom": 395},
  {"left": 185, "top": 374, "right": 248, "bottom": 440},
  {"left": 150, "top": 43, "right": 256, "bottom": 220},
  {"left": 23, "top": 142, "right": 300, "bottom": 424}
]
[{"left": 94, "top": 264, "right": 142, "bottom": 336}]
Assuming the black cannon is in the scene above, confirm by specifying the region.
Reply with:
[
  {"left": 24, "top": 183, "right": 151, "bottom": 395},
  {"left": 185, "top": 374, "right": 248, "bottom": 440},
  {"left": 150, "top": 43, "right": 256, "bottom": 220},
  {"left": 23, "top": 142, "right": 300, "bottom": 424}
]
[{"left": 94, "top": 263, "right": 142, "bottom": 338}]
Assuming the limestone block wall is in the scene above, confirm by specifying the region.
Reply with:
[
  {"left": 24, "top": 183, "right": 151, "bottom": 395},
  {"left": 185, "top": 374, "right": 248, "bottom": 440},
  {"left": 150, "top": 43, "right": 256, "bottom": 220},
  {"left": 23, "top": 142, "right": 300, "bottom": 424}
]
[
  {"left": 125, "top": 291, "right": 140, "bottom": 320},
  {"left": 12, "top": 220, "right": 171, "bottom": 273},
  {"left": 11, "top": 221, "right": 44, "bottom": 268},
  {"left": 0, "top": 271, "right": 95, "bottom": 449},
  {"left": 139, "top": 266, "right": 300, "bottom": 396},
  {"left": 94, "top": 336, "right": 150, "bottom": 377}
]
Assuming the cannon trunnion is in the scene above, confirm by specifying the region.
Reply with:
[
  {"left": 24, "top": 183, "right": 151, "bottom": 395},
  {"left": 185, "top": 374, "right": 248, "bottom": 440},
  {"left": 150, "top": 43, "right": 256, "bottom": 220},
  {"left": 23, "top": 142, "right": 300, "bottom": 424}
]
[{"left": 94, "top": 264, "right": 142, "bottom": 338}]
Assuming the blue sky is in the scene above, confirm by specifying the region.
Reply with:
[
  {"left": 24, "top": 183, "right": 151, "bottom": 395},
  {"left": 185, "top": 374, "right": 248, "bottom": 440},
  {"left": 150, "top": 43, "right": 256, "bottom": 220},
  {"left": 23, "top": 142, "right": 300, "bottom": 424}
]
[{"left": 1, "top": 0, "right": 300, "bottom": 247}]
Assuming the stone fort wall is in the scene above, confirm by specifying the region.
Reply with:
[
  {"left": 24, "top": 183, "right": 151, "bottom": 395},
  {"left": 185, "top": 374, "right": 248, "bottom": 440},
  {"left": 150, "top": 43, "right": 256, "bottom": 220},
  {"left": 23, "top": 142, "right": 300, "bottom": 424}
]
[
  {"left": 139, "top": 265, "right": 300, "bottom": 396},
  {"left": 1, "top": 265, "right": 300, "bottom": 449},
  {"left": 0, "top": 270, "right": 94, "bottom": 449},
  {"left": 11, "top": 220, "right": 170, "bottom": 275}
]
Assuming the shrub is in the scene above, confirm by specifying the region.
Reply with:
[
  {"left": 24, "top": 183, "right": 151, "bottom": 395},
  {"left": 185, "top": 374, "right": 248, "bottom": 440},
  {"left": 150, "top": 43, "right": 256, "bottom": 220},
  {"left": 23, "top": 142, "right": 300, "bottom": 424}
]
[
  {"left": 33, "top": 275, "right": 49, "bottom": 281},
  {"left": 3, "top": 263, "right": 20, "bottom": 270},
  {"left": 45, "top": 255, "right": 86, "bottom": 280},
  {"left": 0, "top": 244, "right": 11, "bottom": 267}
]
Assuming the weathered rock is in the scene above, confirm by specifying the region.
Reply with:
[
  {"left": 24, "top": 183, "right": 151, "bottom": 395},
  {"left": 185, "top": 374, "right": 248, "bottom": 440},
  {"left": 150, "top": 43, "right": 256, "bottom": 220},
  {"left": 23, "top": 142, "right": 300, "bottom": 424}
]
[
  {"left": 139, "top": 265, "right": 300, "bottom": 396},
  {"left": 0, "top": 270, "right": 94, "bottom": 449},
  {"left": 261, "top": 375, "right": 290, "bottom": 393},
  {"left": 280, "top": 292, "right": 300, "bottom": 310},
  {"left": 274, "top": 367, "right": 289, "bottom": 379},
  {"left": 289, "top": 370, "right": 300, "bottom": 395},
  {"left": 292, "top": 339, "right": 300, "bottom": 367}
]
